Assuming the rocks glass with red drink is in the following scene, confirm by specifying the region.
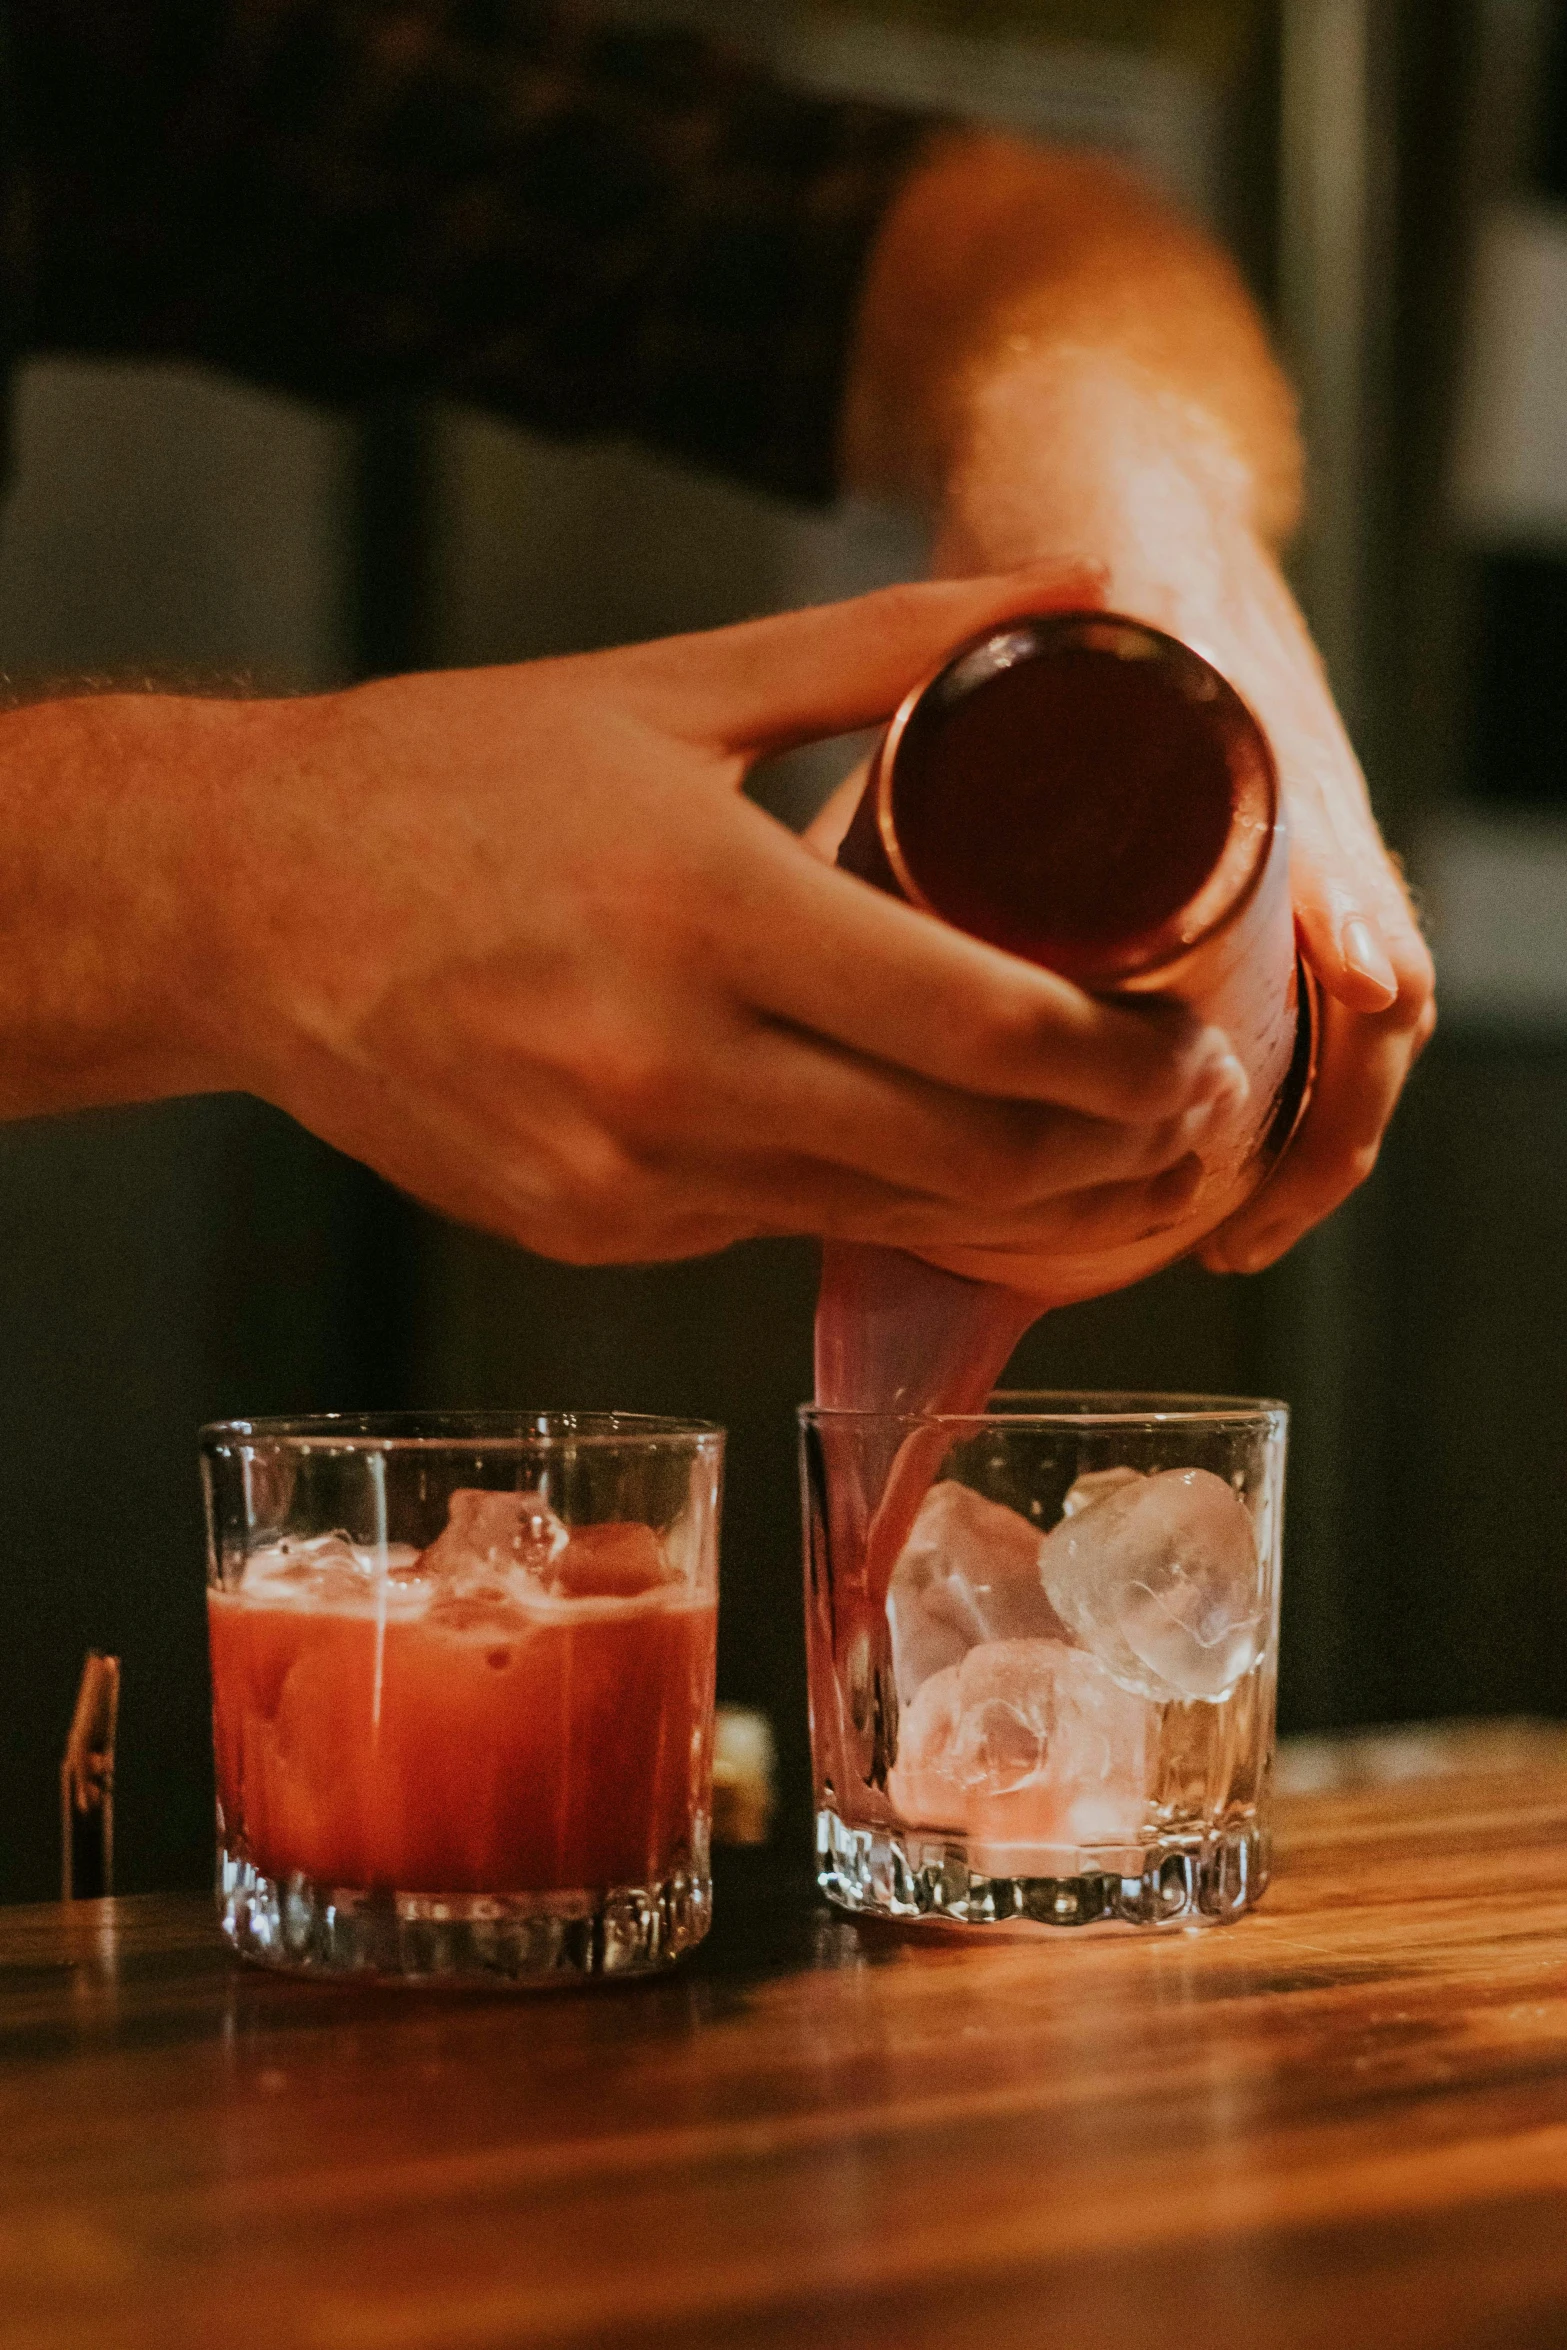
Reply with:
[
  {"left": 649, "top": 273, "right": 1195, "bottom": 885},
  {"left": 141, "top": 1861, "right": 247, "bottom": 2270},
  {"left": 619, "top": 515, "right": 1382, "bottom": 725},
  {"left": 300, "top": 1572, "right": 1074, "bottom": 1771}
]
[{"left": 202, "top": 1412, "right": 722, "bottom": 1984}]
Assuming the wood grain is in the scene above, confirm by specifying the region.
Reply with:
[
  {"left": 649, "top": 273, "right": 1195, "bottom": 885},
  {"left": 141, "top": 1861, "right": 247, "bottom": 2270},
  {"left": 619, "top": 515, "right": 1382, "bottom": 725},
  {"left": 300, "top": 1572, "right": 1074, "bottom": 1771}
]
[{"left": 8, "top": 1726, "right": 1567, "bottom": 2349}]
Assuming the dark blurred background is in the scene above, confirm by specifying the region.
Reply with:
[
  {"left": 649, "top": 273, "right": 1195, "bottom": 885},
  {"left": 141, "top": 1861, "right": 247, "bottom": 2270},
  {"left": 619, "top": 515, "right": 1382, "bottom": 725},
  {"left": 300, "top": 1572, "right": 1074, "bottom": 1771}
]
[{"left": 3, "top": 0, "right": 1563, "bottom": 1902}]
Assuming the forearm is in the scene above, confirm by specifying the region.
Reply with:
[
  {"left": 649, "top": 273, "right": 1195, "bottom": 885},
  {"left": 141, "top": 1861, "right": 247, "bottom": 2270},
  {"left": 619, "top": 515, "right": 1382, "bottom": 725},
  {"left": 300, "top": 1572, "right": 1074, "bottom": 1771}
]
[
  {"left": 841, "top": 133, "right": 1303, "bottom": 562},
  {"left": 0, "top": 693, "right": 253, "bottom": 1117}
]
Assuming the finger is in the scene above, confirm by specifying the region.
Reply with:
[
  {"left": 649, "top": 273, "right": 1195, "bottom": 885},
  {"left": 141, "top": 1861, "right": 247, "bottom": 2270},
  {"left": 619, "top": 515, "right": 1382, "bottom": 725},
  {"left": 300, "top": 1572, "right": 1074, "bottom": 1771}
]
[
  {"left": 724, "top": 1016, "right": 1238, "bottom": 1210},
  {"left": 1284, "top": 758, "right": 1434, "bottom": 1017},
  {"left": 354, "top": 1067, "right": 1210, "bottom": 1269},
  {"left": 703, "top": 797, "right": 1251, "bottom": 1125},
  {"left": 320, "top": 1004, "right": 1219, "bottom": 1269},
  {"left": 612, "top": 560, "right": 1105, "bottom": 759},
  {"left": 661, "top": 1146, "right": 1210, "bottom": 1262},
  {"left": 1208, "top": 546, "right": 1432, "bottom": 1019},
  {"left": 1197, "top": 989, "right": 1422, "bottom": 1274}
]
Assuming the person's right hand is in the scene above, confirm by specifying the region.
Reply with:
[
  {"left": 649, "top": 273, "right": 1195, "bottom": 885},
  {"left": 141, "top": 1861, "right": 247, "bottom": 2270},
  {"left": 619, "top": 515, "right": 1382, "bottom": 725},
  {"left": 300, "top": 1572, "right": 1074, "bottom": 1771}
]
[{"left": 142, "top": 567, "right": 1245, "bottom": 1266}]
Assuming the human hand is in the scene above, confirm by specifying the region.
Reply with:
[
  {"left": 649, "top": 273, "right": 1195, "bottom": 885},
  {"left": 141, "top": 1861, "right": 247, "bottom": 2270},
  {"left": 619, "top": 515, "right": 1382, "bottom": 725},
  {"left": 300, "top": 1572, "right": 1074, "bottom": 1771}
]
[
  {"left": 928, "top": 361, "right": 1434, "bottom": 1278},
  {"left": 842, "top": 134, "right": 1432, "bottom": 1277},
  {"left": 1178, "top": 529, "right": 1436, "bottom": 1274},
  {"left": 174, "top": 566, "right": 1250, "bottom": 1266}
]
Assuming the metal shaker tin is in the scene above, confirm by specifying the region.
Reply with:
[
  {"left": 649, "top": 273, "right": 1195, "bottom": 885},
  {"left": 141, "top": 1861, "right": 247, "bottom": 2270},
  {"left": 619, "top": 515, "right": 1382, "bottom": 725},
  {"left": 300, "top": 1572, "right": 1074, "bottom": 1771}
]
[{"left": 837, "top": 609, "right": 1318, "bottom": 1295}]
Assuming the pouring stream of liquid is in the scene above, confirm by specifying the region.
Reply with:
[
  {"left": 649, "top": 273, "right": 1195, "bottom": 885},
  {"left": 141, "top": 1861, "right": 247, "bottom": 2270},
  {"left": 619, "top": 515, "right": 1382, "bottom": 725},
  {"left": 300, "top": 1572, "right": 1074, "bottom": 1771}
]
[{"left": 813, "top": 1241, "right": 1038, "bottom": 1606}]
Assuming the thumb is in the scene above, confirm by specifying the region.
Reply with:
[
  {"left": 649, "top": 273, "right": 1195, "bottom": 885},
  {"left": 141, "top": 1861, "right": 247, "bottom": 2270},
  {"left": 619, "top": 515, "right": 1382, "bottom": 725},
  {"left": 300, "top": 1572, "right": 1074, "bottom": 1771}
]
[{"left": 612, "top": 560, "right": 1105, "bottom": 759}]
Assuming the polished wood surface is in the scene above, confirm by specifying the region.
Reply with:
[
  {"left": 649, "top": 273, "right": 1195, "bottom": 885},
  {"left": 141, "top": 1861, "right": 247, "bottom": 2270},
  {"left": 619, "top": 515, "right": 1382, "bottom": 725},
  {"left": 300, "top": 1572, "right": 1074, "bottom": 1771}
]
[{"left": 9, "top": 1726, "right": 1567, "bottom": 2349}]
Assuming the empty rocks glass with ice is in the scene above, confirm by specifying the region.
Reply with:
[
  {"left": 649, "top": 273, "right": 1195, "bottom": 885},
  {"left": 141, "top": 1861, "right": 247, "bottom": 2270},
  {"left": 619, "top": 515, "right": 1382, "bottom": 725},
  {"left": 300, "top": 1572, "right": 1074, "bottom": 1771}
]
[
  {"left": 800, "top": 1394, "right": 1286, "bottom": 1930},
  {"left": 202, "top": 1412, "right": 722, "bottom": 1984}
]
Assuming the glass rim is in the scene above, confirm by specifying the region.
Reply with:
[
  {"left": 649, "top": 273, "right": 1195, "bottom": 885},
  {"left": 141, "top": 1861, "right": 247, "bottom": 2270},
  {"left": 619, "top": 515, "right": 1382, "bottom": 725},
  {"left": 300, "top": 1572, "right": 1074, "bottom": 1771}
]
[
  {"left": 201, "top": 1409, "right": 725, "bottom": 1454},
  {"left": 798, "top": 1388, "right": 1287, "bottom": 1430}
]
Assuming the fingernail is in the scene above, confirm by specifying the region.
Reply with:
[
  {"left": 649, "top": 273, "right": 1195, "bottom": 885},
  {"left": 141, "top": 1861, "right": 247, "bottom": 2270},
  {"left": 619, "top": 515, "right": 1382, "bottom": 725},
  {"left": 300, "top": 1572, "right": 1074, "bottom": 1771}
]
[
  {"left": 1202, "top": 1223, "right": 1288, "bottom": 1276},
  {"left": 1342, "top": 918, "right": 1397, "bottom": 1003}
]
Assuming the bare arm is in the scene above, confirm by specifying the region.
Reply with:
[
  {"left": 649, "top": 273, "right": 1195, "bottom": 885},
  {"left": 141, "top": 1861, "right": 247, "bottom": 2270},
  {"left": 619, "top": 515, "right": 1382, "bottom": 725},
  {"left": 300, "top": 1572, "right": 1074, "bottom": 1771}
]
[
  {"left": 833, "top": 134, "right": 1435, "bottom": 1274},
  {"left": 843, "top": 134, "right": 1302, "bottom": 545}
]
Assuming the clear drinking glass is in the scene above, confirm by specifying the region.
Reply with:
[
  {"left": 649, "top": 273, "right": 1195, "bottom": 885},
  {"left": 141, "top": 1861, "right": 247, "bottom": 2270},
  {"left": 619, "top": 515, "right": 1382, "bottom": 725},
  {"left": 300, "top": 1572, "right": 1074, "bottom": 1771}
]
[
  {"left": 202, "top": 1411, "right": 723, "bottom": 1984},
  {"left": 800, "top": 1393, "right": 1286, "bottom": 1930}
]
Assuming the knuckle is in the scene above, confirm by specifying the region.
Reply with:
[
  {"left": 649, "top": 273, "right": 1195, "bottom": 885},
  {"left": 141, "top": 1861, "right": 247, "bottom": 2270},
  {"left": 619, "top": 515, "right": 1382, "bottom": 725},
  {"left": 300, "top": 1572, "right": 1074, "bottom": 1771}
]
[
  {"left": 1098, "top": 1058, "right": 1179, "bottom": 1127},
  {"left": 1054, "top": 1179, "right": 1140, "bottom": 1248},
  {"left": 579, "top": 1024, "right": 685, "bottom": 1138},
  {"left": 947, "top": 1109, "right": 1059, "bottom": 1213},
  {"left": 1347, "top": 1139, "right": 1382, "bottom": 1190},
  {"left": 1399, "top": 976, "right": 1437, "bottom": 1035},
  {"left": 543, "top": 1134, "right": 658, "bottom": 1260},
  {"left": 953, "top": 984, "right": 1058, "bottom": 1084},
  {"left": 1132, "top": 1110, "right": 1190, "bottom": 1174},
  {"left": 1105, "top": 1013, "right": 1209, "bottom": 1118},
  {"left": 962, "top": 1149, "right": 1042, "bottom": 1216}
]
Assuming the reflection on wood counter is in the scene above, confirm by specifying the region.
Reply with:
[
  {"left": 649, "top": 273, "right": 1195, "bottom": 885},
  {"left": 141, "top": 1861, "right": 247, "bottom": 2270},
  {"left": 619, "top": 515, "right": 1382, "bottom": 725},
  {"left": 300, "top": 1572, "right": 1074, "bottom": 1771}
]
[{"left": 8, "top": 1724, "right": 1567, "bottom": 2349}]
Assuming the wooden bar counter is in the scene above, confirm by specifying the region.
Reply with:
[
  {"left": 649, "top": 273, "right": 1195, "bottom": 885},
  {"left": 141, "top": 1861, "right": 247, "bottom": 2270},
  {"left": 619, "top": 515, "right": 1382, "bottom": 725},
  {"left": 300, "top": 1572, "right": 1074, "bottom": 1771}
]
[{"left": 8, "top": 1724, "right": 1567, "bottom": 2349}]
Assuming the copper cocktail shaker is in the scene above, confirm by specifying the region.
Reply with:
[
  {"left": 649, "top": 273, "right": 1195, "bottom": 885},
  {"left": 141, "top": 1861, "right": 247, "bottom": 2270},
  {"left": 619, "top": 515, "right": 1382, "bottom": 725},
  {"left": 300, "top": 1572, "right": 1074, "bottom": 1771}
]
[{"left": 835, "top": 609, "right": 1316, "bottom": 1297}]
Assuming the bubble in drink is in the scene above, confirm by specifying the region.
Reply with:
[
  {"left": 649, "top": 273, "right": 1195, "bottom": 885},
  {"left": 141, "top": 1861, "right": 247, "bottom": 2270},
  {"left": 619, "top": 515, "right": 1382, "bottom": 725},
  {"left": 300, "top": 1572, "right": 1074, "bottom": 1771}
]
[
  {"left": 887, "top": 1636, "right": 1156, "bottom": 1856},
  {"left": 885, "top": 1479, "right": 1070, "bottom": 1704},
  {"left": 1038, "top": 1466, "right": 1265, "bottom": 1703}
]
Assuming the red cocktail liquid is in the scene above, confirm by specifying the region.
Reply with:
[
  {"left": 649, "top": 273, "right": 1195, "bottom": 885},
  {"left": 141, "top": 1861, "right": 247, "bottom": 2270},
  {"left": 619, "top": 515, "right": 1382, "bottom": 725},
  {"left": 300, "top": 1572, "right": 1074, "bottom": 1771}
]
[{"left": 209, "top": 1555, "right": 716, "bottom": 1896}]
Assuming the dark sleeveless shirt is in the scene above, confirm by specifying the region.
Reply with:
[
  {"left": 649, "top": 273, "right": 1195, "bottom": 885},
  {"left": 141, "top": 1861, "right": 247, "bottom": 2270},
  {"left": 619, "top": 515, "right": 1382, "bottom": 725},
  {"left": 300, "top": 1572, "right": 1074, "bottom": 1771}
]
[{"left": 0, "top": 3, "right": 933, "bottom": 501}]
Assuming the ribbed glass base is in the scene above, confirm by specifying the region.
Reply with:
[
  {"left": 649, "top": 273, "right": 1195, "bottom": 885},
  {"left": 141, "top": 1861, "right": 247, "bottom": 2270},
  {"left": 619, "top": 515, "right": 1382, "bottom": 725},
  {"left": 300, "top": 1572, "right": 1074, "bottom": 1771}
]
[
  {"left": 816, "top": 1804, "right": 1267, "bottom": 1931},
  {"left": 218, "top": 1846, "right": 711, "bottom": 1983}
]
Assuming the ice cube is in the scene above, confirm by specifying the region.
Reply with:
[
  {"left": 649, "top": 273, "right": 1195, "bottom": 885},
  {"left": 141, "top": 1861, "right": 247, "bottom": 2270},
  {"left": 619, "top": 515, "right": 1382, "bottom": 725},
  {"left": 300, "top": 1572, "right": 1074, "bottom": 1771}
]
[
  {"left": 962, "top": 1639, "right": 1156, "bottom": 1856},
  {"left": 1061, "top": 1465, "right": 1145, "bottom": 1519},
  {"left": 1038, "top": 1466, "right": 1265, "bottom": 1703},
  {"left": 885, "top": 1480, "right": 1070, "bottom": 1704},
  {"left": 415, "top": 1486, "right": 570, "bottom": 1632},
  {"left": 241, "top": 1531, "right": 366, "bottom": 1603},
  {"left": 886, "top": 1663, "right": 966, "bottom": 1827},
  {"left": 548, "top": 1521, "right": 671, "bottom": 1599},
  {"left": 886, "top": 1637, "right": 1156, "bottom": 1856},
  {"left": 420, "top": 1487, "right": 569, "bottom": 1589},
  {"left": 239, "top": 1531, "right": 424, "bottom": 1605}
]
